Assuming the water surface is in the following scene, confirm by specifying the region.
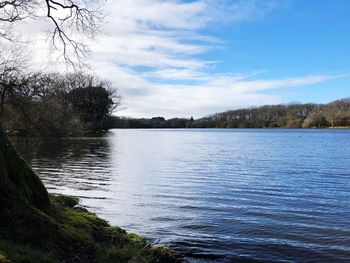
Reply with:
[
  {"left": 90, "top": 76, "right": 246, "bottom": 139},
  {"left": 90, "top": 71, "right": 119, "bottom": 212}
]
[{"left": 13, "top": 129, "right": 350, "bottom": 262}]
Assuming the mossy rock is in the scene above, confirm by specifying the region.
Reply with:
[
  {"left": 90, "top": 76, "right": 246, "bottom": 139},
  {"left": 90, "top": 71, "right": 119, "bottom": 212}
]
[
  {"left": 0, "top": 129, "right": 51, "bottom": 213},
  {"left": 53, "top": 195, "right": 79, "bottom": 208}
]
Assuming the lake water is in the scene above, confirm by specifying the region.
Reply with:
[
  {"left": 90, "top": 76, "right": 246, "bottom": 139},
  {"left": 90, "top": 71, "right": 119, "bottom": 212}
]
[{"left": 13, "top": 129, "right": 350, "bottom": 262}]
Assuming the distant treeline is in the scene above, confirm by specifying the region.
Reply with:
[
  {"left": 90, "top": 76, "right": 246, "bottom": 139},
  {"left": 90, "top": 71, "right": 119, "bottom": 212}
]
[
  {"left": 103, "top": 116, "right": 194, "bottom": 129},
  {"left": 105, "top": 98, "right": 350, "bottom": 129}
]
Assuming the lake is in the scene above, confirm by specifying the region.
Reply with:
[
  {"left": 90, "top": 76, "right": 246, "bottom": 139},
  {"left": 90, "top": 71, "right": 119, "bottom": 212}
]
[{"left": 13, "top": 129, "right": 350, "bottom": 262}]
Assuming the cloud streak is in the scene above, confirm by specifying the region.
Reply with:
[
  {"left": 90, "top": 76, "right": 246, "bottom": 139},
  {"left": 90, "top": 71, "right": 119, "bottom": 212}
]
[
  {"left": 86, "top": 0, "right": 342, "bottom": 118},
  {"left": 104, "top": 71, "right": 340, "bottom": 118},
  {"left": 10, "top": 0, "right": 346, "bottom": 118}
]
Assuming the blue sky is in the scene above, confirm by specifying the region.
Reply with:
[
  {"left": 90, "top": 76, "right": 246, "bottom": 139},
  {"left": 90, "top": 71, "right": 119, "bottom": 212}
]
[
  {"left": 22, "top": 0, "right": 350, "bottom": 118},
  {"left": 204, "top": 0, "right": 350, "bottom": 104}
]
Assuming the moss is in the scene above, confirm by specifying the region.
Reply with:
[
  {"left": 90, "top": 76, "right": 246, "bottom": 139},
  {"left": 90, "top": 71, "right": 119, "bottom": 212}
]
[
  {"left": 0, "top": 129, "right": 51, "bottom": 213},
  {"left": 0, "top": 130, "right": 182, "bottom": 262},
  {"left": 0, "top": 241, "right": 58, "bottom": 263},
  {"left": 53, "top": 195, "right": 79, "bottom": 208},
  {"left": 0, "top": 252, "right": 11, "bottom": 263},
  {"left": 95, "top": 245, "right": 180, "bottom": 263},
  {"left": 0, "top": 195, "right": 182, "bottom": 262},
  {"left": 126, "top": 233, "right": 147, "bottom": 246}
]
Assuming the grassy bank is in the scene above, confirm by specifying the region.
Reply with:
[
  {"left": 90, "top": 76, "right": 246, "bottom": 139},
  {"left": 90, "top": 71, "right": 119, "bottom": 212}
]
[{"left": 0, "top": 195, "right": 180, "bottom": 263}]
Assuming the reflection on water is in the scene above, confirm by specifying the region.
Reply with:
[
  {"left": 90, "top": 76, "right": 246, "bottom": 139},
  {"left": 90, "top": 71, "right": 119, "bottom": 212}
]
[
  {"left": 13, "top": 137, "right": 113, "bottom": 200},
  {"left": 13, "top": 129, "right": 350, "bottom": 262}
]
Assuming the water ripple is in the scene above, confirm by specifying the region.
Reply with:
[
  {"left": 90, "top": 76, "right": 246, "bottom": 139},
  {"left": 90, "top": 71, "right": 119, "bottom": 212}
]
[{"left": 13, "top": 129, "right": 350, "bottom": 262}]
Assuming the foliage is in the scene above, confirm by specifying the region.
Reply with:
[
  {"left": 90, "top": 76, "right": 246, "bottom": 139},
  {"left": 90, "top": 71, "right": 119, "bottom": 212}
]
[
  {"left": 2, "top": 72, "right": 120, "bottom": 136},
  {"left": 104, "top": 116, "right": 194, "bottom": 129},
  {"left": 302, "top": 114, "right": 329, "bottom": 128},
  {"left": 67, "top": 76, "right": 119, "bottom": 131},
  {"left": 201, "top": 99, "right": 350, "bottom": 128}
]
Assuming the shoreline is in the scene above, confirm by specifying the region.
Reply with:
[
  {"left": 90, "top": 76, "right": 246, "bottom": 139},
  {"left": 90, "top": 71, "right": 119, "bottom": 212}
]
[{"left": 0, "top": 130, "right": 181, "bottom": 263}]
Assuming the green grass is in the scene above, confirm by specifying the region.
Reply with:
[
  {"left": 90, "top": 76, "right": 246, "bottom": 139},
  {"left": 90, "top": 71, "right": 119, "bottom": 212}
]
[
  {"left": 0, "top": 241, "right": 58, "bottom": 263},
  {"left": 0, "top": 195, "right": 181, "bottom": 263}
]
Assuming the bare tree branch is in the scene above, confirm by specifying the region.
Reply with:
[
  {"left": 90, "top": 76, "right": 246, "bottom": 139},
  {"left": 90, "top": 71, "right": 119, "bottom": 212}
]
[
  {"left": 0, "top": 0, "right": 103, "bottom": 67},
  {"left": 0, "top": 46, "right": 25, "bottom": 123}
]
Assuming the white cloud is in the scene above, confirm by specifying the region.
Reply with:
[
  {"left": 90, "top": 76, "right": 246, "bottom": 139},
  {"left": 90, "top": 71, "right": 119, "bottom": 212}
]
[
  {"left": 4, "top": 0, "right": 344, "bottom": 118},
  {"left": 86, "top": 0, "right": 291, "bottom": 118},
  {"left": 107, "top": 72, "right": 340, "bottom": 118}
]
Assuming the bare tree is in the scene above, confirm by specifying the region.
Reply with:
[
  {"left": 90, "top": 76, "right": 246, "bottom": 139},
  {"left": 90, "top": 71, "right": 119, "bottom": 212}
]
[
  {"left": 0, "top": 46, "right": 26, "bottom": 124},
  {"left": 0, "top": 0, "right": 103, "bottom": 125},
  {"left": 0, "top": 0, "right": 102, "bottom": 65}
]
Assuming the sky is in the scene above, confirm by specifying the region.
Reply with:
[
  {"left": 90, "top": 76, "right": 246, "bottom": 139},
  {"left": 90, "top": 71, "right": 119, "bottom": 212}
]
[{"left": 14, "top": 0, "right": 350, "bottom": 118}]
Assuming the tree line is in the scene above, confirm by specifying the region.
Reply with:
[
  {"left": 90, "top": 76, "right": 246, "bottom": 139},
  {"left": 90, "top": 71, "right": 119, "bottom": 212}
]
[
  {"left": 1, "top": 69, "right": 120, "bottom": 137},
  {"left": 103, "top": 116, "right": 194, "bottom": 129},
  {"left": 193, "top": 99, "right": 350, "bottom": 128},
  {"left": 105, "top": 99, "right": 350, "bottom": 129}
]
